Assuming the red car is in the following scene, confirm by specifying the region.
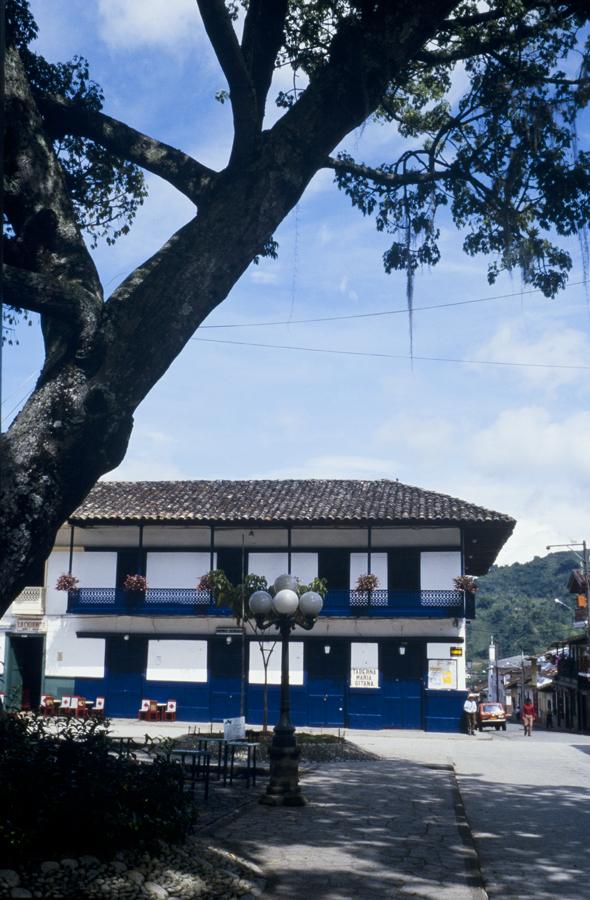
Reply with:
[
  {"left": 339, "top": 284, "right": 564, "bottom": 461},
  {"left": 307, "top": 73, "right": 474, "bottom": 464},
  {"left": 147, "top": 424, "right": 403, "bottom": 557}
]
[{"left": 477, "top": 701, "right": 507, "bottom": 731}]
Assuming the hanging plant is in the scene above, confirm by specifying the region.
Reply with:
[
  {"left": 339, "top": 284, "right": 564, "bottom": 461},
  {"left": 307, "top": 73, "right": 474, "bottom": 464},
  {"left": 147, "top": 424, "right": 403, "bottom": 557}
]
[
  {"left": 197, "top": 570, "right": 235, "bottom": 608},
  {"left": 123, "top": 574, "right": 148, "bottom": 592},
  {"left": 454, "top": 575, "right": 478, "bottom": 593},
  {"left": 55, "top": 573, "right": 79, "bottom": 591},
  {"left": 356, "top": 573, "right": 380, "bottom": 592}
]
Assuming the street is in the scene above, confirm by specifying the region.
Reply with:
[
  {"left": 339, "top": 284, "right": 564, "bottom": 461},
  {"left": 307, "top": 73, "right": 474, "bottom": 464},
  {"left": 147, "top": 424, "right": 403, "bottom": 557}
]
[{"left": 350, "top": 724, "right": 590, "bottom": 899}]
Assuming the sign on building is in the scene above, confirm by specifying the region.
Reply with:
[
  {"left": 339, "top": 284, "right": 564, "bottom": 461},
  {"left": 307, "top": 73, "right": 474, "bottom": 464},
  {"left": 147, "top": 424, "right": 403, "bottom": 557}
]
[
  {"left": 350, "top": 667, "right": 379, "bottom": 689},
  {"left": 428, "top": 659, "right": 457, "bottom": 690}
]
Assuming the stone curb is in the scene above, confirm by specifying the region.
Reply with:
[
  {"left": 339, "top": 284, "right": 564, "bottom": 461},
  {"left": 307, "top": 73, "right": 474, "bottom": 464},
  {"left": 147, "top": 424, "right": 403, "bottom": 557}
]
[{"left": 443, "top": 763, "right": 489, "bottom": 899}]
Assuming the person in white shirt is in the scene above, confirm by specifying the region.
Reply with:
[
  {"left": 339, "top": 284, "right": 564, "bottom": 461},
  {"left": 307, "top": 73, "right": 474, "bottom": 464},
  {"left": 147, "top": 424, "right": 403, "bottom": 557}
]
[{"left": 463, "top": 694, "right": 478, "bottom": 735}]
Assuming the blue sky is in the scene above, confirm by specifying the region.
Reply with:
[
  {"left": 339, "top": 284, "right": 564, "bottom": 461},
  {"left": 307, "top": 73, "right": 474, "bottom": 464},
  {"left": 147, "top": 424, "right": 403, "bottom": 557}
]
[{"left": 3, "top": 0, "right": 590, "bottom": 566}]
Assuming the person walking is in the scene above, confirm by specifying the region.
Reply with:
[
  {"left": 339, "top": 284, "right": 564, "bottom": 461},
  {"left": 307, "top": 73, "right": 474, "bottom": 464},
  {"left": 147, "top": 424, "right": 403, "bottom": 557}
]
[
  {"left": 463, "top": 694, "right": 478, "bottom": 735},
  {"left": 523, "top": 697, "right": 535, "bottom": 736}
]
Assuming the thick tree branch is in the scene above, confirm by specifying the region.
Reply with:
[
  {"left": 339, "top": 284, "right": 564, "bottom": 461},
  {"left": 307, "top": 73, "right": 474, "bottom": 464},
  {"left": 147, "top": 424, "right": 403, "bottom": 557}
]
[
  {"left": 241, "top": 0, "right": 289, "bottom": 125},
  {"left": 38, "top": 95, "right": 215, "bottom": 202},
  {"left": 266, "top": 2, "right": 461, "bottom": 183},
  {"left": 4, "top": 48, "right": 102, "bottom": 294},
  {"left": 3, "top": 264, "right": 100, "bottom": 323},
  {"left": 418, "top": 6, "right": 574, "bottom": 65},
  {"left": 325, "top": 155, "right": 455, "bottom": 189},
  {"left": 4, "top": 47, "right": 103, "bottom": 380},
  {"left": 196, "top": 0, "right": 258, "bottom": 161}
]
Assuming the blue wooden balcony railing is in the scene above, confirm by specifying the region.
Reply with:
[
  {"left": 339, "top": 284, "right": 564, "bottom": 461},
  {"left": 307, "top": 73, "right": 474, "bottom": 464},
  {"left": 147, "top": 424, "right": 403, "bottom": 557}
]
[
  {"left": 67, "top": 587, "right": 233, "bottom": 616},
  {"left": 323, "top": 589, "right": 464, "bottom": 617},
  {"left": 67, "top": 587, "right": 464, "bottom": 617}
]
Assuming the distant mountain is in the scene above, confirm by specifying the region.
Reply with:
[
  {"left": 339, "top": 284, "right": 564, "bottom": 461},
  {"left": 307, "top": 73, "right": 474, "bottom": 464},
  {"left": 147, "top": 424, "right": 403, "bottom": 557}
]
[{"left": 466, "top": 551, "right": 580, "bottom": 664}]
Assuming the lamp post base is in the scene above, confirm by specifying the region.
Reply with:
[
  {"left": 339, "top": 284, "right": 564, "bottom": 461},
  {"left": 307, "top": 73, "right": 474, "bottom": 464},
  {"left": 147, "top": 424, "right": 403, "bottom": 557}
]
[{"left": 259, "top": 725, "right": 306, "bottom": 807}]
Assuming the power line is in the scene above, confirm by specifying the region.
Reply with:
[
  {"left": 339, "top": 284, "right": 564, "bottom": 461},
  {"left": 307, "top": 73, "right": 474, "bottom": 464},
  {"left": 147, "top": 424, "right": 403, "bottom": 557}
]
[
  {"left": 192, "top": 336, "right": 590, "bottom": 371},
  {"left": 199, "top": 279, "right": 589, "bottom": 330}
]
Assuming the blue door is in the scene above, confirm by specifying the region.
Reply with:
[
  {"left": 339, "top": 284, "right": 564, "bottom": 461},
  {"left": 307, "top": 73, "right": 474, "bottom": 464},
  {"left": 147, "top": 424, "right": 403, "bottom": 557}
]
[
  {"left": 381, "top": 639, "right": 424, "bottom": 729},
  {"left": 209, "top": 638, "right": 242, "bottom": 721},
  {"left": 307, "top": 640, "right": 347, "bottom": 726},
  {"left": 382, "top": 678, "right": 423, "bottom": 728},
  {"left": 105, "top": 637, "right": 147, "bottom": 718}
]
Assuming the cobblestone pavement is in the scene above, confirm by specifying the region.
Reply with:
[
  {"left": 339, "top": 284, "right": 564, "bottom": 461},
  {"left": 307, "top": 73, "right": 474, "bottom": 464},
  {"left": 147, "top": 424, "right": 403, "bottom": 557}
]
[
  {"left": 349, "top": 725, "right": 590, "bottom": 900},
  {"left": 207, "top": 760, "right": 486, "bottom": 900}
]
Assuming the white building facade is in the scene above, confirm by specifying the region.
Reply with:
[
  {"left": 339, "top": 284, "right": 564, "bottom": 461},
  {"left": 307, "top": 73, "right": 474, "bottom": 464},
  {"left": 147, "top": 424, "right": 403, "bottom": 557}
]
[{"left": 1, "top": 479, "right": 515, "bottom": 731}]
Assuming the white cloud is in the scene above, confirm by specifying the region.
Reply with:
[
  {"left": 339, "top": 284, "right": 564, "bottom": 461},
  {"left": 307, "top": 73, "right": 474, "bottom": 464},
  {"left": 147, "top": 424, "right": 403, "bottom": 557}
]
[
  {"left": 250, "top": 269, "right": 280, "bottom": 285},
  {"left": 471, "top": 407, "right": 590, "bottom": 478},
  {"left": 256, "top": 455, "right": 398, "bottom": 480},
  {"left": 472, "top": 321, "right": 587, "bottom": 388},
  {"left": 98, "top": 0, "right": 202, "bottom": 50}
]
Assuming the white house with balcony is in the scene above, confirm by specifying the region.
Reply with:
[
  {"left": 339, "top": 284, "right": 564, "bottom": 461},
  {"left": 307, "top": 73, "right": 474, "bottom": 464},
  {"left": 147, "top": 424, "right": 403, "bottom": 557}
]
[{"left": 0, "top": 479, "right": 514, "bottom": 730}]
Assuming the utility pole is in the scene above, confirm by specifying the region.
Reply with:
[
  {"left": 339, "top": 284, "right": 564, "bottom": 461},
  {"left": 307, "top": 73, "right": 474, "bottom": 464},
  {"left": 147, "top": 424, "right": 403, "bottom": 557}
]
[{"left": 488, "top": 636, "right": 497, "bottom": 701}]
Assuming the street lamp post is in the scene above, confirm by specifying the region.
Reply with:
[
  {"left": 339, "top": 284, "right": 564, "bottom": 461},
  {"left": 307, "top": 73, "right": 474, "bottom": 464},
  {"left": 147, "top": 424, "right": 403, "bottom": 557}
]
[{"left": 249, "top": 574, "right": 323, "bottom": 807}]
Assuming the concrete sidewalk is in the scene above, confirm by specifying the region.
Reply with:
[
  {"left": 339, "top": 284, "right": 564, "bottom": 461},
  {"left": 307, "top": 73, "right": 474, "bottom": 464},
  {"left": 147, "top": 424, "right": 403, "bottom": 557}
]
[{"left": 208, "top": 760, "right": 486, "bottom": 900}]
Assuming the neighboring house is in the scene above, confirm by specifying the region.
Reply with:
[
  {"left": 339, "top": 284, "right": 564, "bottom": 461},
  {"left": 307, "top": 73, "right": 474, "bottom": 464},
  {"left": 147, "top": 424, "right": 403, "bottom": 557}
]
[{"left": 0, "top": 479, "right": 514, "bottom": 731}]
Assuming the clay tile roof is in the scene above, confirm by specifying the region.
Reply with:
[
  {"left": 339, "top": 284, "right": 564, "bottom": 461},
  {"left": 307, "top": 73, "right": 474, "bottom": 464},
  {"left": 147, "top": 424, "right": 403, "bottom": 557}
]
[
  {"left": 71, "top": 478, "right": 513, "bottom": 527},
  {"left": 70, "top": 480, "right": 515, "bottom": 574}
]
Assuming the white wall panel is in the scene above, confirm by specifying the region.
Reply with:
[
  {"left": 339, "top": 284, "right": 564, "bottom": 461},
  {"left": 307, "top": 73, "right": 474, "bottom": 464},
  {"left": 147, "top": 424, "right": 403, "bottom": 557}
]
[
  {"left": 351, "top": 642, "right": 379, "bottom": 668},
  {"left": 146, "top": 640, "right": 207, "bottom": 682},
  {"left": 146, "top": 552, "right": 215, "bottom": 588},
  {"left": 248, "top": 641, "right": 303, "bottom": 685},
  {"left": 46, "top": 549, "right": 117, "bottom": 614},
  {"left": 349, "top": 553, "right": 387, "bottom": 590},
  {"left": 420, "top": 552, "right": 461, "bottom": 590},
  {"left": 45, "top": 619, "right": 105, "bottom": 678},
  {"left": 248, "top": 553, "right": 288, "bottom": 584},
  {"left": 248, "top": 553, "right": 318, "bottom": 588},
  {"left": 291, "top": 553, "right": 318, "bottom": 585}
]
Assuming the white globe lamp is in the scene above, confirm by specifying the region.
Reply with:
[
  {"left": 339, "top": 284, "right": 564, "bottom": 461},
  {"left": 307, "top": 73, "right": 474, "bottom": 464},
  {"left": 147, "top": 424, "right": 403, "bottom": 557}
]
[
  {"left": 299, "top": 591, "right": 323, "bottom": 618},
  {"left": 272, "top": 588, "right": 299, "bottom": 616},
  {"left": 249, "top": 590, "right": 273, "bottom": 616},
  {"left": 274, "top": 573, "right": 299, "bottom": 593}
]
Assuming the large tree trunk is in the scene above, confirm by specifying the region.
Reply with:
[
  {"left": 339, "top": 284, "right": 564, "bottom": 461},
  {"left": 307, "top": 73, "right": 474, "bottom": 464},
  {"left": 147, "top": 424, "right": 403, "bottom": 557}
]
[{"left": 1, "top": 2, "right": 460, "bottom": 615}]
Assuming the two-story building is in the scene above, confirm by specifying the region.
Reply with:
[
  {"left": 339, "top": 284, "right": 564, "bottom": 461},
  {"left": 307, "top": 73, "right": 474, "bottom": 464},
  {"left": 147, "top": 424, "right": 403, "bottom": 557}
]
[{"left": 0, "top": 479, "right": 514, "bottom": 731}]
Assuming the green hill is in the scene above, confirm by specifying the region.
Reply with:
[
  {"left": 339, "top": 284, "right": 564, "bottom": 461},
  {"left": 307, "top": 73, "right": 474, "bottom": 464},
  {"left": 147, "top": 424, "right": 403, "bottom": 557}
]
[{"left": 466, "top": 551, "right": 580, "bottom": 664}]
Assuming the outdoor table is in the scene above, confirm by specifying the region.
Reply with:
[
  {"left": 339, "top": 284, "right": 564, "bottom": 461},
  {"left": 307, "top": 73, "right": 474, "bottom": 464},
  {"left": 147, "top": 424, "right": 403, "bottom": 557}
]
[
  {"left": 169, "top": 749, "right": 210, "bottom": 799},
  {"left": 224, "top": 741, "right": 260, "bottom": 788},
  {"left": 156, "top": 703, "right": 167, "bottom": 720},
  {"left": 192, "top": 737, "right": 226, "bottom": 780}
]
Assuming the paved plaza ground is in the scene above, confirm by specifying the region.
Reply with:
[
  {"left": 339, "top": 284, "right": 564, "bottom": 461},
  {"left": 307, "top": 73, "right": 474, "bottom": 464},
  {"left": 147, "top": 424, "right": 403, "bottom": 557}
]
[{"left": 106, "top": 719, "right": 590, "bottom": 899}]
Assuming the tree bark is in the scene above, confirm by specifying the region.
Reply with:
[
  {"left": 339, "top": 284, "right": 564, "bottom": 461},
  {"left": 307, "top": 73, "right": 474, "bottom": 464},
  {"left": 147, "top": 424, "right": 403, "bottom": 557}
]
[{"left": 1, "top": 2, "right": 461, "bottom": 614}]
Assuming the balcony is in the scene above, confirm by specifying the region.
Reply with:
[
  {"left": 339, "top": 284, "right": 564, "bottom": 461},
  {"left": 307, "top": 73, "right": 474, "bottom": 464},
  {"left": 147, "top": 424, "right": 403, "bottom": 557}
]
[
  {"left": 67, "top": 587, "right": 233, "bottom": 616},
  {"left": 11, "top": 586, "right": 46, "bottom": 616},
  {"left": 323, "top": 589, "right": 464, "bottom": 617},
  {"left": 67, "top": 587, "right": 464, "bottom": 618}
]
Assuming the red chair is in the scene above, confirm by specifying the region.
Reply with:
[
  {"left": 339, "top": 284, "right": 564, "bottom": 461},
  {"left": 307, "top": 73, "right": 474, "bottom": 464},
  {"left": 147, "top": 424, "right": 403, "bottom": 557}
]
[
  {"left": 40, "top": 694, "right": 55, "bottom": 716},
  {"left": 70, "top": 696, "right": 88, "bottom": 718},
  {"left": 91, "top": 697, "right": 105, "bottom": 718},
  {"left": 147, "top": 700, "right": 160, "bottom": 722},
  {"left": 58, "top": 696, "right": 72, "bottom": 717},
  {"left": 164, "top": 700, "right": 177, "bottom": 722},
  {"left": 138, "top": 699, "right": 159, "bottom": 721}
]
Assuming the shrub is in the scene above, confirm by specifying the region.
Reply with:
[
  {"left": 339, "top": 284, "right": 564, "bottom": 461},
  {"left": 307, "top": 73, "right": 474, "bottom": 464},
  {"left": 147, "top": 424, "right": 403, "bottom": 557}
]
[
  {"left": 0, "top": 713, "right": 195, "bottom": 865},
  {"left": 55, "top": 573, "right": 79, "bottom": 591},
  {"left": 123, "top": 573, "right": 148, "bottom": 591},
  {"left": 355, "top": 573, "right": 380, "bottom": 592},
  {"left": 454, "top": 575, "right": 478, "bottom": 593}
]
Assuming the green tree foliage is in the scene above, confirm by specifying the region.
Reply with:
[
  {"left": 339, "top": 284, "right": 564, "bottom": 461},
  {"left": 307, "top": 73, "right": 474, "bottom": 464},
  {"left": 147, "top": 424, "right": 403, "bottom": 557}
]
[
  {"left": 468, "top": 551, "right": 579, "bottom": 663},
  {"left": 3, "top": 0, "right": 146, "bottom": 342}
]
